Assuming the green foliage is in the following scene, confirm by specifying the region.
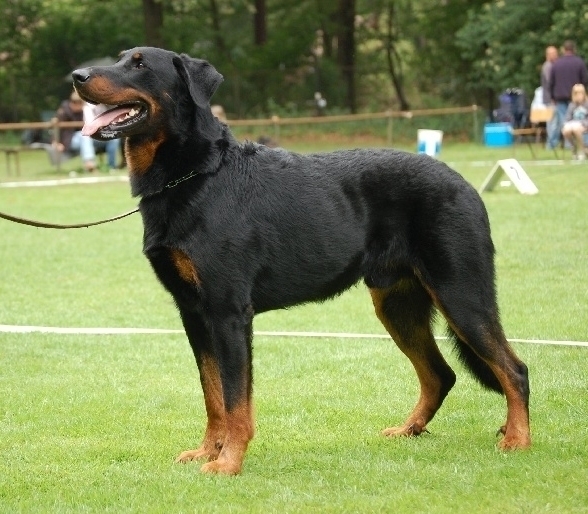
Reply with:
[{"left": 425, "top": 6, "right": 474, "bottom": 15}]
[
  {"left": 0, "top": 0, "right": 45, "bottom": 120},
  {"left": 408, "top": 0, "right": 487, "bottom": 103},
  {"left": 0, "top": 0, "right": 145, "bottom": 120},
  {"left": 455, "top": 0, "right": 563, "bottom": 100},
  {"left": 1, "top": 0, "right": 588, "bottom": 121},
  {"left": 153, "top": 0, "right": 324, "bottom": 116},
  {"left": 547, "top": 0, "right": 588, "bottom": 57},
  {"left": 27, "top": 1, "right": 144, "bottom": 117}
]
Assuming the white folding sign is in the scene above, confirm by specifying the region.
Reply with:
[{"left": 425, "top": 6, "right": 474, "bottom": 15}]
[{"left": 479, "top": 159, "right": 538, "bottom": 195}]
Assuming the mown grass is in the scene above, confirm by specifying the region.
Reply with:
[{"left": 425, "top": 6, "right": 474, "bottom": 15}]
[{"left": 1, "top": 142, "right": 587, "bottom": 512}]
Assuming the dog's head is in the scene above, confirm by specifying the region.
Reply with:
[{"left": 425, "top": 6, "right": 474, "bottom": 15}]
[{"left": 72, "top": 47, "right": 224, "bottom": 142}]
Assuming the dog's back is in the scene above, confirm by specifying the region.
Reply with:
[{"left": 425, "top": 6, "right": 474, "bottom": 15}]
[{"left": 202, "top": 145, "right": 492, "bottom": 312}]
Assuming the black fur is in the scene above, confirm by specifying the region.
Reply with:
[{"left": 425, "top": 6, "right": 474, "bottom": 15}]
[{"left": 72, "top": 47, "right": 531, "bottom": 474}]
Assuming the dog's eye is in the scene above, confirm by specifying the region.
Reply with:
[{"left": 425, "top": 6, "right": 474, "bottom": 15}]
[{"left": 135, "top": 61, "right": 145, "bottom": 69}]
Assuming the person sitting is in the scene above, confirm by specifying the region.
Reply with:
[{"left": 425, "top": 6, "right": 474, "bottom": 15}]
[
  {"left": 51, "top": 90, "right": 86, "bottom": 167},
  {"left": 52, "top": 90, "right": 120, "bottom": 171},
  {"left": 561, "top": 83, "right": 588, "bottom": 160}
]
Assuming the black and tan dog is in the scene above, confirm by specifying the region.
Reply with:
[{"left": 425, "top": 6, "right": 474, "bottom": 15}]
[{"left": 72, "top": 47, "right": 530, "bottom": 475}]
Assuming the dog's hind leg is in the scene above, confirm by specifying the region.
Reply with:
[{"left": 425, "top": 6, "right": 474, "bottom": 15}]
[
  {"left": 370, "top": 277, "right": 456, "bottom": 437},
  {"left": 430, "top": 289, "right": 531, "bottom": 450}
]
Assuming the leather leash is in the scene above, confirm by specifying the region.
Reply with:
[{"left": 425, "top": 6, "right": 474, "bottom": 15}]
[
  {"left": 0, "top": 207, "right": 139, "bottom": 229},
  {"left": 0, "top": 167, "right": 204, "bottom": 230}
]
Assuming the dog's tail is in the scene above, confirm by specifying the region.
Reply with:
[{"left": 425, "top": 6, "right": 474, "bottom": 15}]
[{"left": 446, "top": 327, "right": 503, "bottom": 394}]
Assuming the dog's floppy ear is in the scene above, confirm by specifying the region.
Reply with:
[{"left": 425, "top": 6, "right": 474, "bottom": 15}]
[{"left": 172, "top": 54, "right": 223, "bottom": 108}]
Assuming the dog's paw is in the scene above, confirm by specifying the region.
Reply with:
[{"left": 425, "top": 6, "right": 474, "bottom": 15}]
[
  {"left": 497, "top": 430, "right": 531, "bottom": 451},
  {"left": 200, "top": 458, "right": 242, "bottom": 475},
  {"left": 175, "top": 447, "right": 218, "bottom": 463},
  {"left": 382, "top": 423, "right": 428, "bottom": 437},
  {"left": 496, "top": 425, "right": 531, "bottom": 451}
]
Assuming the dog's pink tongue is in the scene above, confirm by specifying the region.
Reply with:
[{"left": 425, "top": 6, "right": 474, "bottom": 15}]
[{"left": 82, "top": 106, "right": 133, "bottom": 136}]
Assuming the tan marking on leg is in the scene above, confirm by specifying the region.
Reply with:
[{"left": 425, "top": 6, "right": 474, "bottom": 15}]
[
  {"left": 370, "top": 286, "right": 454, "bottom": 438},
  {"left": 200, "top": 398, "right": 254, "bottom": 475},
  {"left": 169, "top": 248, "right": 201, "bottom": 286},
  {"left": 176, "top": 354, "right": 226, "bottom": 463},
  {"left": 414, "top": 272, "right": 531, "bottom": 449},
  {"left": 487, "top": 346, "right": 531, "bottom": 450}
]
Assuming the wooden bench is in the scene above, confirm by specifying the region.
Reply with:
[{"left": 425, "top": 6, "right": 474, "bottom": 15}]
[
  {"left": 0, "top": 145, "right": 47, "bottom": 176},
  {"left": 0, "top": 120, "right": 84, "bottom": 175}
]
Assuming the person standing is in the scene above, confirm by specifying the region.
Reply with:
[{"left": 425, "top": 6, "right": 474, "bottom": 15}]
[
  {"left": 541, "top": 46, "right": 558, "bottom": 146},
  {"left": 541, "top": 45, "right": 558, "bottom": 105},
  {"left": 547, "top": 40, "right": 588, "bottom": 149}
]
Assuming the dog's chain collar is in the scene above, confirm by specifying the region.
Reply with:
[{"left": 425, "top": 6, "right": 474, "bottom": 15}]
[
  {"left": 141, "top": 168, "right": 203, "bottom": 200},
  {"left": 162, "top": 169, "right": 201, "bottom": 190}
]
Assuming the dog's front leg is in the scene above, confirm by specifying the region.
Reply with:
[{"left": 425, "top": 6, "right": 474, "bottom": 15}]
[
  {"left": 175, "top": 354, "right": 226, "bottom": 463},
  {"left": 175, "top": 310, "right": 227, "bottom": 464},
  {"left": 199, "top": 308, "right": 255, "bottom": 475}
]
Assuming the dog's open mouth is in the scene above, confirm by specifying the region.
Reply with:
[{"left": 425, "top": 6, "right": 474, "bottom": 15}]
[{"left": 82, "top": 103, "right": 148, "bottom": 139}]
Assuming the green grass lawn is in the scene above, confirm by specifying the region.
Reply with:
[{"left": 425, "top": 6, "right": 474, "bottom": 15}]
[{"left": 1, "top": 141, "right": 587, "bottom": 512}]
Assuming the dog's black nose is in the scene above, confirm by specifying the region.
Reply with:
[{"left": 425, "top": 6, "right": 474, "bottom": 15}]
[{"left": 72, "top": 68, "right": 91, "bottom": 83}]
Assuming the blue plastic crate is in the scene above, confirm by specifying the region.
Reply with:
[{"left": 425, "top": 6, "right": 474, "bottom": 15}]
[{"left": 484, "top": 122, "right": 513, "bottom": 147}]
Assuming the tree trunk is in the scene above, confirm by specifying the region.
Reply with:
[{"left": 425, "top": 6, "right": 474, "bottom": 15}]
[
  {"left": 385, "top": 1, "right": 410, "bottom": 111},
  {"left": 254, "top": 0, "right": 267, "bottom": 46},
  {"left": 142, "top": 0, "right": 164, "bottom": 47},
  {"left": 336, "top": 0, "right": 356, "bottom": 113},
  {"left": 209, "top": 0, "right": 228, "bottom": 55}
]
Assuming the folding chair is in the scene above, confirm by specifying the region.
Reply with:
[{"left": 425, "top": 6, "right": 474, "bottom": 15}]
[
  {"left": 529, "top": 106, "right": 554, "bottom": 144},
  {"left": 512, "top": 106, "right": 557, "bottom": 158}
]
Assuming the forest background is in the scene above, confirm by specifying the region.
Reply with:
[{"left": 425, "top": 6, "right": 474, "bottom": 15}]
[{"left": 1, "top": 0, "right": 587, "bottom": 124}]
